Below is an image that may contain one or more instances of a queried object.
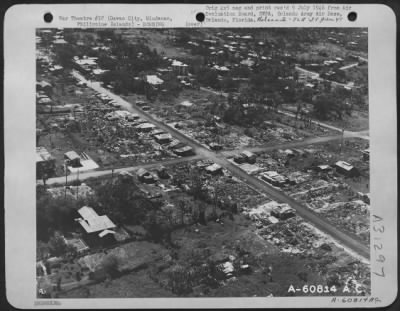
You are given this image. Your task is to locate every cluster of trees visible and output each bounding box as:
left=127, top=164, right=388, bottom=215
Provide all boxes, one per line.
left=53, top=44, right=78, bottom=68
left=36, top=177, right=172, bottom=248
left=312, top=87, right=353, bottom=120
left=223, top=103, right=266, bottom=126
left=195, top=67, right=219, bottom=88
left=221, top=90, right=282, bottom=127
left=36, top=189, right=82, bottom=242
left=100, top=70, right=145, bottom=95
left=90, top=178, right=162, bottom=226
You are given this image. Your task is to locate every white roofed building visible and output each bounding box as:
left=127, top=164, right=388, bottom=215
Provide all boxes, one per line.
left=171, top=60, right=189, bottom=75
left=146, top=75, right=164, bottom=85
left=205, top=163, right=223, bottom=175
left=77, top=206, right=116, bottom=236
left=334, top=160, right=360, bottom=177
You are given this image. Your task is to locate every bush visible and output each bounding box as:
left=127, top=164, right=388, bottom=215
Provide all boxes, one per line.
left=101, top=254, right=119, bottom=274
left=166, top=265, right=194, bottom=296
left=297, top=271, right=308, bottom=282
left=48, top=233, right=68, bottom=257
left=69, top=179, right=82, bottom=186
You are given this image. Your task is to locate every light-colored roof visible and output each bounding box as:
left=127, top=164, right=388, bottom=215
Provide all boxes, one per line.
left=37, top=97, right=52, bottom=104
left=241, top=150, right=255, bottom=158
left=53, top=38, right=67, bottom=44
left=172, top=60, right=188, bottom=67
left=92, top=68, right=108, bottom=75
left=263, top=171, right=279, bottom=178
left=136, top=168, right=149, bottom=177
left=222, top=261, right=234, bottom=274
left=154, top=133, right=172, bottom=140
left=268, top=216, right=279, bottom=224
left=65, top=150, right=80, bottom=160
left=75, top=58, right=97, bottom=66
left=205, top=163, right=222, bottom=172
left=37, top=80, right=52, bottom=88
left=146, top=75, right=164, bottom=85
left=240, top=58, right=255, bottom=67
left=240, top=163, right=262, bottom=174
left=98, top=229, right=116, bottom=238
left=335, top=160, right=354, bottom=171
left=175, top=146, right=193, bottom=153
left=136, top=122, right=156, bottom=129
left=64, top=238, right=89, bottom=252
left=77, top=206, right=116, bottom=233
left=36, top=147, right=54, bottom=162
left=119, top=171, right=134, bottom=177
left=180, top=100, right=193, bottom=107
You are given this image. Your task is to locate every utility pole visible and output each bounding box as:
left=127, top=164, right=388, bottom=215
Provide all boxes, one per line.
left=64, top=161, right=68, bottom=199
left=340, top=128, right=345, bottom=154
left=76, top=169, right=80, bottom=199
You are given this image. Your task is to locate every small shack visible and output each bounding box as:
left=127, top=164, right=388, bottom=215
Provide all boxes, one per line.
left=154, top=133, right=172, bottom=144
left=174, top=146, right=194, bottom=157
left=205, top=163, right=223, bottom=175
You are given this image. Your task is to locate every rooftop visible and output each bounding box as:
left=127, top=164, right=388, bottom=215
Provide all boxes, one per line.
left=154, top=133, right=172, bottom=140
left=64, top=150, right=80, bottom=160
left=241, top=150, right=255, bottom=158
left=136, top=168, right=150, bottom=177
left=335, top=160, right=354, bottom=171
left=172, top=60, right=188, bottom=67
left=175, top=146, right=193, bottom=153
left=77, top=206, right=116, bottom=234
left=36, top=146, right=54, bottom=162
left=146, top=75, right=164, bottom=85
left=136, top=122, right=156, bottom=129
left=205, top=163, right=222, bottom=172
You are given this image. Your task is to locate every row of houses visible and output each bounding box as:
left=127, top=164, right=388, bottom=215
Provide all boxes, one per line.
left=103, top=109, right=194, bottom=155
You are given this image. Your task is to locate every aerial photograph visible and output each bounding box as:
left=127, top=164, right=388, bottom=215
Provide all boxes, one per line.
left=35, top=28, right=370, bottom=298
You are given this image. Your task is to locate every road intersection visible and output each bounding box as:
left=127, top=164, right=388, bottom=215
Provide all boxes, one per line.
left=67, top=71, right=370, bottom=260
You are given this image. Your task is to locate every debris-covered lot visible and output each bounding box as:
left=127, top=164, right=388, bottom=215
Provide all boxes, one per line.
left=228, top=138, right=370, bottom=245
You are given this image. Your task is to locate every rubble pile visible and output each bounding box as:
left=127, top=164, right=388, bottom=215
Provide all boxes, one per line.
left=258, top=217, right=325, bottom=255
left=318, top=200, right=370, bottom=243
left=47, top=183, right=95, bottom=199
